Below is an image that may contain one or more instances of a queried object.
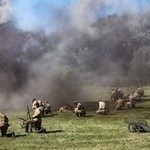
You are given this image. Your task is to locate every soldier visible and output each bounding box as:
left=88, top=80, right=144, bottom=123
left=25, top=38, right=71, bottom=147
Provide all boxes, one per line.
left=133, top=91, right=141, bottom=102
left=111, top=88, right=123, bottom=102
left=117, top=87, right=124, bottom=97
left=58, top=105, right=73, bottom=113
left=25, top=101, right=46, bottom=133
left=43, top=101, right=52, bottom=116
left=37, top=99, right=44, bottom=117
left=115, top=98, right=126, bottom=110
left=32, top=98, right=37, bottom=112
left=73, top=101, right=86, bottom=117
left=96, top=100, right=109, bottom=115
left=136, top=86, right=144, bottom=97
left=126, top=94, right=137, bottom=108
left=0, top=112, right=15, bottom=137
left=110, top=89, right=116, bottom=101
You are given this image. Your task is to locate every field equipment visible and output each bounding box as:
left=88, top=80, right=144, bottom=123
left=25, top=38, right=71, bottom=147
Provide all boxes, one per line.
left=124, top=119, right=150, bottom=132
left=19, top=106, right=33, bottom=132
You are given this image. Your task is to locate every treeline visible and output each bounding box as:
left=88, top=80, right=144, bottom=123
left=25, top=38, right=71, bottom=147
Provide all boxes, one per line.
left=0, top=11, right=150, bottom=93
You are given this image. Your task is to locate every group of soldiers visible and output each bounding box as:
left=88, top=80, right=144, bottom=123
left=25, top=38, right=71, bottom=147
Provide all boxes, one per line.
left=24, top=98, right=52, bottom=133
left=111, top=86, right=144, bottom=110
left=58, top=86, right=145, bottom=115
left=58, top=100, right=110, bottom=116
left=0, top=86, right=145, bottom=137
left=0, top=98, right=52, bottom=137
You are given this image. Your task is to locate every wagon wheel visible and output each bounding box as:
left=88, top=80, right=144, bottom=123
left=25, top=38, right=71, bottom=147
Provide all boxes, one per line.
left=128, top=122, right=140, bottom=132
left=138, top=120, right=148, bottom=126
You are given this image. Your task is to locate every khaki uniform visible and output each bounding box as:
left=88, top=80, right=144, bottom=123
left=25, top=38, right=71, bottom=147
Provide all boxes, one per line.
left=37, top=100, right=44, bottom=117
left=96, top=101, right=109, bottom=115
left=115, top=98, right=126, bottom=110
left=32, top=99, right=38, bottom=112
left=126, top=95, right=137, bottom=108
left=133, top=92, right=141, bottom=102
left=111, top=88, right=123, bottom=102
left=25, top=107, right=42, bottom=132
left=0, top=113, right=10, bottom=137
left=136, top=87, right=144, bottom=97
left=44, top=101, right=51, bottom=115
left=58, top=106, right=72, bottom=113
left=74, top=102, right=86, bottom=117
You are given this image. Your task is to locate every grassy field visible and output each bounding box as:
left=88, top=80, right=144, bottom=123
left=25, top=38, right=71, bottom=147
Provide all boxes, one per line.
left=0, top=87, right=150, bottom=150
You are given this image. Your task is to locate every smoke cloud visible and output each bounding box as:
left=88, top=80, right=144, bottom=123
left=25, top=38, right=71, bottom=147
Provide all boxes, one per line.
left=0, top=0, right=11, bottom=23
left=0, top=0, right=150, bottom=111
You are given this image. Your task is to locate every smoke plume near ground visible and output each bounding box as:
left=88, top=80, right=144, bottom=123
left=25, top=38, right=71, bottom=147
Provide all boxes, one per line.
left=0, top=0, right=150, bottom=111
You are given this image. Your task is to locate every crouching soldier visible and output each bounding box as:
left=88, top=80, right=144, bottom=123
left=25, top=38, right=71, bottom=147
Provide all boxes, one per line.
left=126, top=94, right=137, bottom=108
left=43, top=101, right=52, bottom=116
left=0, top=112, right=15, bottom=137
left=136, top=86, right=144, bottom=97
left=96, top=100, right=109, bottom=115
left=73, top=101, right=86, bottom=117
left=115, top=98, right=126, bottom=110
left=25, top=102, right=46, bottom=133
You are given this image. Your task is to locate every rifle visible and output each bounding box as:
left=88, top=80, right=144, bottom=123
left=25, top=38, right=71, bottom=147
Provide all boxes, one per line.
left=18, top=117, right=26, bottom=128
left=27, top=105, right=32, bottom=132
left=19, top=117, right=26, bottom=121
left=66, top=104, right=75, bottom=110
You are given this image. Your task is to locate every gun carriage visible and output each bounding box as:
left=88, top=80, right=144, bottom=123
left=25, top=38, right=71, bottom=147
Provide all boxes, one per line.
left=124, top=119, right=150, bottom=132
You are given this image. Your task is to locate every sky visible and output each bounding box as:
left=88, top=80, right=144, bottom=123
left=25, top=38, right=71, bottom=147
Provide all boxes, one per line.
left=7, top=0, right=150, bottom=33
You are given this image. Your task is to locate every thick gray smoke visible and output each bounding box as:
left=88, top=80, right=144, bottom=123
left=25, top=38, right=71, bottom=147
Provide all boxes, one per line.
left=0, top=0, right=150, bottom=111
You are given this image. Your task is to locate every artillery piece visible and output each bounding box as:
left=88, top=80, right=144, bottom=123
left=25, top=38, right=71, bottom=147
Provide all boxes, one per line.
left=124, top=119, right=150, bottom=132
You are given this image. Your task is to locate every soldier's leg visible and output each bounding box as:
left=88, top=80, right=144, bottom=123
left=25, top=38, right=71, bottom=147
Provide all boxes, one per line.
left=25, top=123, right=29, bottom=133
left=25, top=120, right=36, bottom=132
left=131, top=102, right=136, bottom=108
left=1, top=126, right=8, bottom=137
left=34, top=122, right=41, bottom=132
left=115, top=105, right=119, bottom=110
left=126, top=102, right=131, bottom=108
left=82, top=110, right=86, bottom=116
left=75, top=112, right=79, bottom=117
left=96, top=109, right=100, bottom=114
left=116, top=105, right=122, bottom=110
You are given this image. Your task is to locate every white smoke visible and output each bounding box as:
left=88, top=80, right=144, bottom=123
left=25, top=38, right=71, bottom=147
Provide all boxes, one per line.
left=0, top=0, right=11, bottom=23
left=0, top=0, right=150, bottom=110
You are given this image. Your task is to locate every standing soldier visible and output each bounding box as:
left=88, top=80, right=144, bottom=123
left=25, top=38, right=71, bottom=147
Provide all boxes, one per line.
left=73, top=101, right=86, bottom=117
left=96, top=100, right=109, bottom=115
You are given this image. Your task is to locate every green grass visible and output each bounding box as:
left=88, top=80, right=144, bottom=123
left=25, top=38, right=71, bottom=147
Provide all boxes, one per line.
left=0, top=87, right=150, bottom=150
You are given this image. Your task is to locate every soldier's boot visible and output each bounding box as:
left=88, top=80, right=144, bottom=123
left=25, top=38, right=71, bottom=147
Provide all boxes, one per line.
left=6, top=132, right=15, bottom=137
left=38, top=128, right=46, bottom=133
